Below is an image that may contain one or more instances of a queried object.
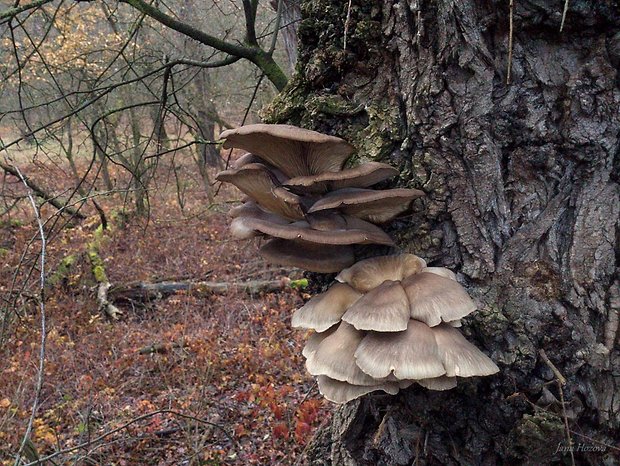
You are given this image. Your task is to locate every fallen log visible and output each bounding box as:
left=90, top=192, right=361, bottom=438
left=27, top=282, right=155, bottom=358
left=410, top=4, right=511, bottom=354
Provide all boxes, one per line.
left=108, top=279, right=284, bottom=304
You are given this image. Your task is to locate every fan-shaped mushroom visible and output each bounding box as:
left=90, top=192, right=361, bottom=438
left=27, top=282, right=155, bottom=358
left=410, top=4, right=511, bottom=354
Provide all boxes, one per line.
left=219, top=124, right=354, bottom=178
left=292, top=282, right=362, bottom=332
left=308, top=188, right=424, bottom=223
left=284, top=162, right=398, bottom=194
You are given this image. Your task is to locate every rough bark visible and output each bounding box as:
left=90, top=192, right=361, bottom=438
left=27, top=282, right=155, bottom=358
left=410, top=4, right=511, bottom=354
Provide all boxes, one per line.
left=265, top=1, right=620, bottom=464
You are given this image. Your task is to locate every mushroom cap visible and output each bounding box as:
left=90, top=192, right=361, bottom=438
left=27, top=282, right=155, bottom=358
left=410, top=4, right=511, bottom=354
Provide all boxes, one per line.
left=216, top=163, right=304, bottom=220
left=302, top=326, right=337, bottom=359
left=432, top=324, right=499, bottom=377
left=307, top=188, right=424, bottom=223
left=219, top=124, right=354, bottom=178
left=283, top=162, right=399, bottom=194
left=231, top=152, right=262, bottom=168
left=306, top=212, right=395, bottom=243
left=354, top=319, right=446, bottom=380
left=305, top=322, right=378, bottom=386
left=230, top=217, right=394, bottom=246
left=341, top=280, right=410, bottom=332
left=316, top=375, right=399, bottom=404
left=228, top=202, right=290, bottom=224
left=260, top=239, right=355, bottom=273
left=292, top=282, right=362, bottom=332
left=421, top=267, right=457, bottom=281
left=402, top=271, right=477, bottom=326
left=336, top=254, right=427, bottom=292
left=417, top=376, right=458, bottom=391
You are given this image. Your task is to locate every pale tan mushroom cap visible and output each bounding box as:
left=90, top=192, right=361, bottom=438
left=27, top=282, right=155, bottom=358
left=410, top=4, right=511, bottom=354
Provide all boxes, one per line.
left=216, top=163, right=305, bottom=220
left=228, top=202, right=289, bottom=224
left=354, top=319, right=446, bottom=380
left=417, top=376, right=458, bottom=391
left=292, top=282, right=362, bottom=332
left=229, top=217, right=394, bottom=245
left=231, top=152, right=263, bottom=169
left=341, top=280, right=410, bottom=332
left=316, top=375, right=399, bottom=404
left=219, top=124, right=354, bottom=178
left=402, top=271, right=477, bottom=326
left=305, top=322, right=378, bottom=386
left=336, top=254, right=427, bottom=292
left=421, top=267, right=457, bottom=281
left=302, top=326, right=337, bottom=359
left=296, top=254, right=499, bottom=403
left=432, top=324, right=500, bottom=377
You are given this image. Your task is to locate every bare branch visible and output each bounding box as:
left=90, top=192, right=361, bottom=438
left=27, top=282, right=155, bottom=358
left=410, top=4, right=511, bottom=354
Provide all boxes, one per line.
left=0, top=0, right=55, bottom=22
left=119, top=0, right=288, bottom=90
left=11, top=165, right=48, bottom=466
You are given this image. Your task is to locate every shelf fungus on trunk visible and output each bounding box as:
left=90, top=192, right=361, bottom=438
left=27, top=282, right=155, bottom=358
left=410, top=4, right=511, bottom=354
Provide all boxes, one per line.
left=293, top=253, right=499, bottom=404
left=216, top=124, right=499, bottom=404
left=216, top=124, right=422, bottom=273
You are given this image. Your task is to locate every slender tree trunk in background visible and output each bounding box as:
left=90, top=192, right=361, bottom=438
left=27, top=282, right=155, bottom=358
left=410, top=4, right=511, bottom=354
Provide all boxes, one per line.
left=266, top=1, right=620, bottom=464
left=92, top=124, right=114, bottom=191
left=271, top=0, right=301, bottom=71
left=188, top=69, right=219, bottom=202
left=128, top=105, right=148, bottom=216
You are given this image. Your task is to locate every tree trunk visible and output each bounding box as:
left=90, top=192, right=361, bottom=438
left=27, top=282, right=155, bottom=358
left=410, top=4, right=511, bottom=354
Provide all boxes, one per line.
left=266, top=1, right=620, bottom=464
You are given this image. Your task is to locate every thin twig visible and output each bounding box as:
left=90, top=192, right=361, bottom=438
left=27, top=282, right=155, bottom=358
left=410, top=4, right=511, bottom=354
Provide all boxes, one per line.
left=560, top=0, right=569, bottom=32
left=343, top=0, right=353, bottom=50
left=539, top=349, right=574, bottom=466
left=539, top=349, right=566, bottom=385
left=506, top=0, right=514, bottom=85
left=12, top=165, right=47, bottom=466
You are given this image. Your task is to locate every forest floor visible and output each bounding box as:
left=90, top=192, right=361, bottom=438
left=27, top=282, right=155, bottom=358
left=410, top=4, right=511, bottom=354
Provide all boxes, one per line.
left=0, top=145, right=330, bottom=465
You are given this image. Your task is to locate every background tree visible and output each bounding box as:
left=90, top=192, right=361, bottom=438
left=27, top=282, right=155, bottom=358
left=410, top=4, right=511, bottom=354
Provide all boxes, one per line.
left=263, top=0, right=619, bottom=464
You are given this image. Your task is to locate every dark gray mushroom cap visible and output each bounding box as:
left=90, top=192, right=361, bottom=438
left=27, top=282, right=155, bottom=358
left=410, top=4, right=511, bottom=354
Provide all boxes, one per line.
left=308, top=188, right=425, bottom=223
left=260, top=239, right=355, bottom=273
left=219, top=124, right=354, bottom=178
left=284, top=162, right=398, bottom=194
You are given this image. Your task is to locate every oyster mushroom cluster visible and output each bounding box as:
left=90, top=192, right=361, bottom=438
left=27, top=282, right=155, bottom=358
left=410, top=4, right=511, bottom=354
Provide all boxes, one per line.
left=293, top=254, right=500, bottom=403
left=215, top=124, right=424, bottom=272
left=216, top=124, right=499, bottom=404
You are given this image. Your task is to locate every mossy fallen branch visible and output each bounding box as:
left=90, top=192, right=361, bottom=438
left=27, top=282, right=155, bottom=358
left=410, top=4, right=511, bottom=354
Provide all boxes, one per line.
left=109, top=279, right=285, bottom=305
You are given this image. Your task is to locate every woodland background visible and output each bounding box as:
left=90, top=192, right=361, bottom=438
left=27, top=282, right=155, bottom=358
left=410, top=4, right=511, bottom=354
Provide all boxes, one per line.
left=1, top=0, right=323, bottom=464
